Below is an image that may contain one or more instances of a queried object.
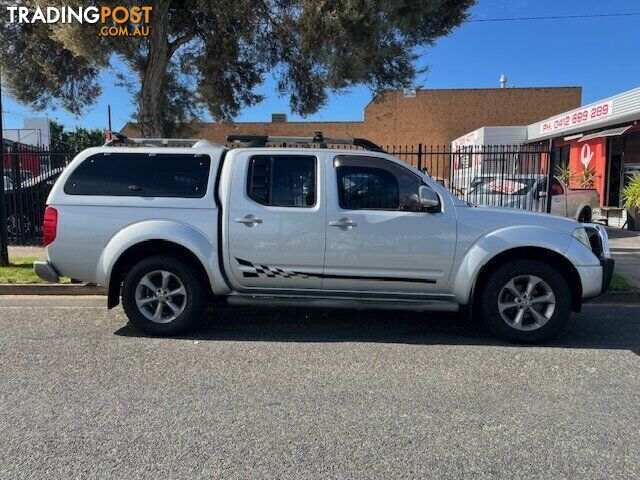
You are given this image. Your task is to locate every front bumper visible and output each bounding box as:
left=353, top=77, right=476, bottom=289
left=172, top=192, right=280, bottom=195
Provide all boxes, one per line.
left=581, top=223, right=614, bottom=300
left=34, top=261, right=60, bottom=283
left=600, top=257, right=615, bottom=293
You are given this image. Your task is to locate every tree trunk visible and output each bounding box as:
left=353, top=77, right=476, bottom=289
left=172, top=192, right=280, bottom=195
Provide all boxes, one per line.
left=138, top=0, right=170, bottom=137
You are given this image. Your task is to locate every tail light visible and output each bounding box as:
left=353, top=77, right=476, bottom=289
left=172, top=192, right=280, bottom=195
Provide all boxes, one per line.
left=43, top=206, right=58, bottom=246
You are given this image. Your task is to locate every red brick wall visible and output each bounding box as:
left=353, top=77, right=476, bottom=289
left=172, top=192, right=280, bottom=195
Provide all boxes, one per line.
left=122, top=87, right=582, bottom=148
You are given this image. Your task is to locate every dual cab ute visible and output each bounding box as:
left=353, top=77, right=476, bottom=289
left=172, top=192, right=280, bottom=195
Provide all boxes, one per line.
left=35, top=133, right=614, bottom=343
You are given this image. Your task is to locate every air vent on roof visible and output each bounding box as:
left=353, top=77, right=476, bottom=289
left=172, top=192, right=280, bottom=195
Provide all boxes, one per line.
left=271, top=113, right=287, bottom=123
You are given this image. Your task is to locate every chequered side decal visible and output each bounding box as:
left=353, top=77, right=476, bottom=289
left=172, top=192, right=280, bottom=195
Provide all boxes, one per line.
left=235, top=258, right=315, bottom=279
left=234, top=258, right=436, bottom=284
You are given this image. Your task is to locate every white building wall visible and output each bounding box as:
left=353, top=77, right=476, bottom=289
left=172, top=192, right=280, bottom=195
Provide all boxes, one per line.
left=2, top=117, right=51, bottom=149
left=482, top=126, right=527, bottom=145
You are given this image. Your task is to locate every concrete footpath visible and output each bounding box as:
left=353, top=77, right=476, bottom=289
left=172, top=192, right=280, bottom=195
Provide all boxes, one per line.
left=8, top=246, right=46, bottom=259
left=608, top=228, right=640, bottom=288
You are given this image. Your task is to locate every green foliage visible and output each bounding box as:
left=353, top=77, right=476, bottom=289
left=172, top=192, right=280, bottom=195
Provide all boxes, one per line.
left=0, top=0, right=475, bottom=136
left=622, top=172, right=640, bottom=211
left=0, top=257, right=70, bottom=284
left=50, top=121, right=105, bottom=152
left=575, top=164, right=596, bottom=188
left=555, top=163, right=572, bottom=185
left=610, top=272, right=637, bottom=291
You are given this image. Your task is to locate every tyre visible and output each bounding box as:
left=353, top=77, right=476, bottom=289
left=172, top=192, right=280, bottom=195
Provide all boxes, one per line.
left=479, top=259, right=571, bottom=343
left=121, top=255, right=206, bottom=336
left=578, top=208, right=591, bottom=223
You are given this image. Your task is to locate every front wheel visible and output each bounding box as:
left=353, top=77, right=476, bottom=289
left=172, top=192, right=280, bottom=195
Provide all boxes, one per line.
left=479, top=259, right=571, bottom=343
left=121, top=255, right=206, bottom=336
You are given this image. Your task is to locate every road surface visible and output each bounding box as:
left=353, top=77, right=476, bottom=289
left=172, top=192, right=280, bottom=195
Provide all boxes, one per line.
left=1, top=297, right=638, bottom=479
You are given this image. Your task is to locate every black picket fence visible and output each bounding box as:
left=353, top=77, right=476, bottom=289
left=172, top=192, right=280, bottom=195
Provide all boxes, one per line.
left=0, top=141, right=552, bottom=246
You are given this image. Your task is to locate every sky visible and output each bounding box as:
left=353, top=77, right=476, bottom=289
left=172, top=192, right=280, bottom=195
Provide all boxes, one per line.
left=2, top=0, right=640, bottom=132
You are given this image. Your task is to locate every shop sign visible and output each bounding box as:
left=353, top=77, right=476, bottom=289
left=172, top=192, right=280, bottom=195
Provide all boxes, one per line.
left=540, top=100, right=613, bottom=134
left=453, top=130, right=479, bottom=149
left=581, top=143, right=595, bottom=168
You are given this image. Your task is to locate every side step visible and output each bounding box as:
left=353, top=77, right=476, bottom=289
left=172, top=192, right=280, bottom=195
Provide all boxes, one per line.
left=226, top=295, right=459, bottom=312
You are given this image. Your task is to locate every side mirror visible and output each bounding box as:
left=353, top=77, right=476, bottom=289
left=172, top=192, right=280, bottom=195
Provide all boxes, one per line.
left=419, top=185, right=440, bottom=211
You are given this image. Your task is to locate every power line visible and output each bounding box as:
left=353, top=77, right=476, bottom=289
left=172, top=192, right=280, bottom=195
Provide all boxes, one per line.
left=467, top=12, right=640, bottom=23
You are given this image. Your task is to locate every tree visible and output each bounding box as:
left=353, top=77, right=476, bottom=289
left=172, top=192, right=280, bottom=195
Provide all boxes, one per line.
left=0, top=0, right=475, bottom=137
left=49, top=121, right=105, bottom=152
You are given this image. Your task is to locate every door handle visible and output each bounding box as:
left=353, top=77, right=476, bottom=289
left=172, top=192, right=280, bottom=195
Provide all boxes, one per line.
left=329, top=218, right=357, bottom=228
left=235, top=214, right=263, bottom=225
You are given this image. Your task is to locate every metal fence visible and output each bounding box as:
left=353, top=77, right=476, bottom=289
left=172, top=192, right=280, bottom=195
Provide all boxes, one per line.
left=1, top=141, right=77, bottom=245
left=385, top=143, right=552, bottom=210
left=0, top=140, right=552, bottom=246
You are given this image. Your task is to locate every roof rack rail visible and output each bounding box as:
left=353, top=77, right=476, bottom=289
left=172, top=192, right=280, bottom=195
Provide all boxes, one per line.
left=226, top=130, right=387, bottom=153
left=103, top=131, right=224, bottom=148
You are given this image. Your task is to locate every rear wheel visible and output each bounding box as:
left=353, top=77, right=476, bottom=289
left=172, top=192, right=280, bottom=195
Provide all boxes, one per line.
left=479, top=259, right=571, bottom=343
left=578, top=207, right=591, bottom=223
left=122, top=255, right=206, bottom=336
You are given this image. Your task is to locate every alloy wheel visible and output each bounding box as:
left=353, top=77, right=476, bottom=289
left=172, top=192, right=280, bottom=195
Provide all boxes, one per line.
left=497, top=274, right=556, bottom=331
left=135, top=270, right=187, bottom=323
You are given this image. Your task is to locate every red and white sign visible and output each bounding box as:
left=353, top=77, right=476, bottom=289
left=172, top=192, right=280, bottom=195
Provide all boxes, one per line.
left=486, top=180, right=527, bottom=195
left=580, top=143, right=594, bottom=168
left=452, top=130, right=479, bottom=149
left=540, top=100, right=613, bottom=134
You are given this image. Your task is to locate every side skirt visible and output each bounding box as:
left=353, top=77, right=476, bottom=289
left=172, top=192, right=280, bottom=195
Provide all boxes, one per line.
left=226, top=294, right=460, bottom=312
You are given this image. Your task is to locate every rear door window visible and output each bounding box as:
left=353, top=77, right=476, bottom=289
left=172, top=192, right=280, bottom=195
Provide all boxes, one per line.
left=64, top=153, right=210, bottom=197
left=247, top=155, right=316, bottom=207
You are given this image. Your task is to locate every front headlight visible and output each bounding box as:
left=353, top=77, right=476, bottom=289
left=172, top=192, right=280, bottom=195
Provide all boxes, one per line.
left=572, top=227, right=592, bottom=251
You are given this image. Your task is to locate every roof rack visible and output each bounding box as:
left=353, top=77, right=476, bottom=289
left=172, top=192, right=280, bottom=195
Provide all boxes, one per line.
left=226, top=131, right=387, bottom=153
left=103, top=131, right=224, bottom=148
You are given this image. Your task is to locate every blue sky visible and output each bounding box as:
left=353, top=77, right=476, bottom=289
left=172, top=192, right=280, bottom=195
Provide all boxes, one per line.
left=2, top=0, right=639, bottom=131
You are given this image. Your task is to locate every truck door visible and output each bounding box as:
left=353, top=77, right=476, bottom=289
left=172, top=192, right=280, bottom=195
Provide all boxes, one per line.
left=227, top=151, right=326, bottom=290
left=323, top=154, right=456, bottom=294
left=550, top=178, right=568, bottom=217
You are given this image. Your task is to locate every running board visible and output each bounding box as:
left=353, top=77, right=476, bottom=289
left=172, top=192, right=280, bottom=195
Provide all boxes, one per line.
left=226, top=295, right=459, bottom=312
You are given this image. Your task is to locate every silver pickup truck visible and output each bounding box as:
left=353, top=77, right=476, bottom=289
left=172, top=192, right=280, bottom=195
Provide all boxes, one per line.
left=34, top=133, right=613, bottom=344
left=469, top=175, right=599, bottom=222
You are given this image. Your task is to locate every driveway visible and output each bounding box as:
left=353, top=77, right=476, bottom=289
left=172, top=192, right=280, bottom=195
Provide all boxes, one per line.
left=1, top=297, right=638, bottom=479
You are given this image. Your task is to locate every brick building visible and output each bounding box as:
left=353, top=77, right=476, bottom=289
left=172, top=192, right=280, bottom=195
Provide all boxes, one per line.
left=121, top=86, right=581, bottom=147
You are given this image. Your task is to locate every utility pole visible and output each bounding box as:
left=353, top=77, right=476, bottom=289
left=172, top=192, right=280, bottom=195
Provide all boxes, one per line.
left=107, top=105, right=112, bottom=131
left=0, top=65, right=10, bottom=266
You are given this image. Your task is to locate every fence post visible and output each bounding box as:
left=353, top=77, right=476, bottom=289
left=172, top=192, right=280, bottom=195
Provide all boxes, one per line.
left=0, top=68, right=9, bottom=266
left=545, top=139, right=555, bottom=213
left=417, top=143, right=423, bottom=171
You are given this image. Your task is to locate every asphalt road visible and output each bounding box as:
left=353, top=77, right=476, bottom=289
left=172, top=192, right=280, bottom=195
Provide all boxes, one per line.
left=1, top=297, right=639, bottom=479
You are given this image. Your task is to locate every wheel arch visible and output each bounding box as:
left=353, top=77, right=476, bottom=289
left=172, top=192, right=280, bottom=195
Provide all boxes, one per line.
left=577, top=205, right=592, bottom=222
left=471, top=247, right=583, bottom=313
left=98, top=220, right=230, bottom=309
left=107, top=239, right=214, bottom=309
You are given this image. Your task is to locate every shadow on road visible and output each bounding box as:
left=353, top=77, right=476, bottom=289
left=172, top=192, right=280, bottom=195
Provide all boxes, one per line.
left=114, top=304, right=640, bottom=355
